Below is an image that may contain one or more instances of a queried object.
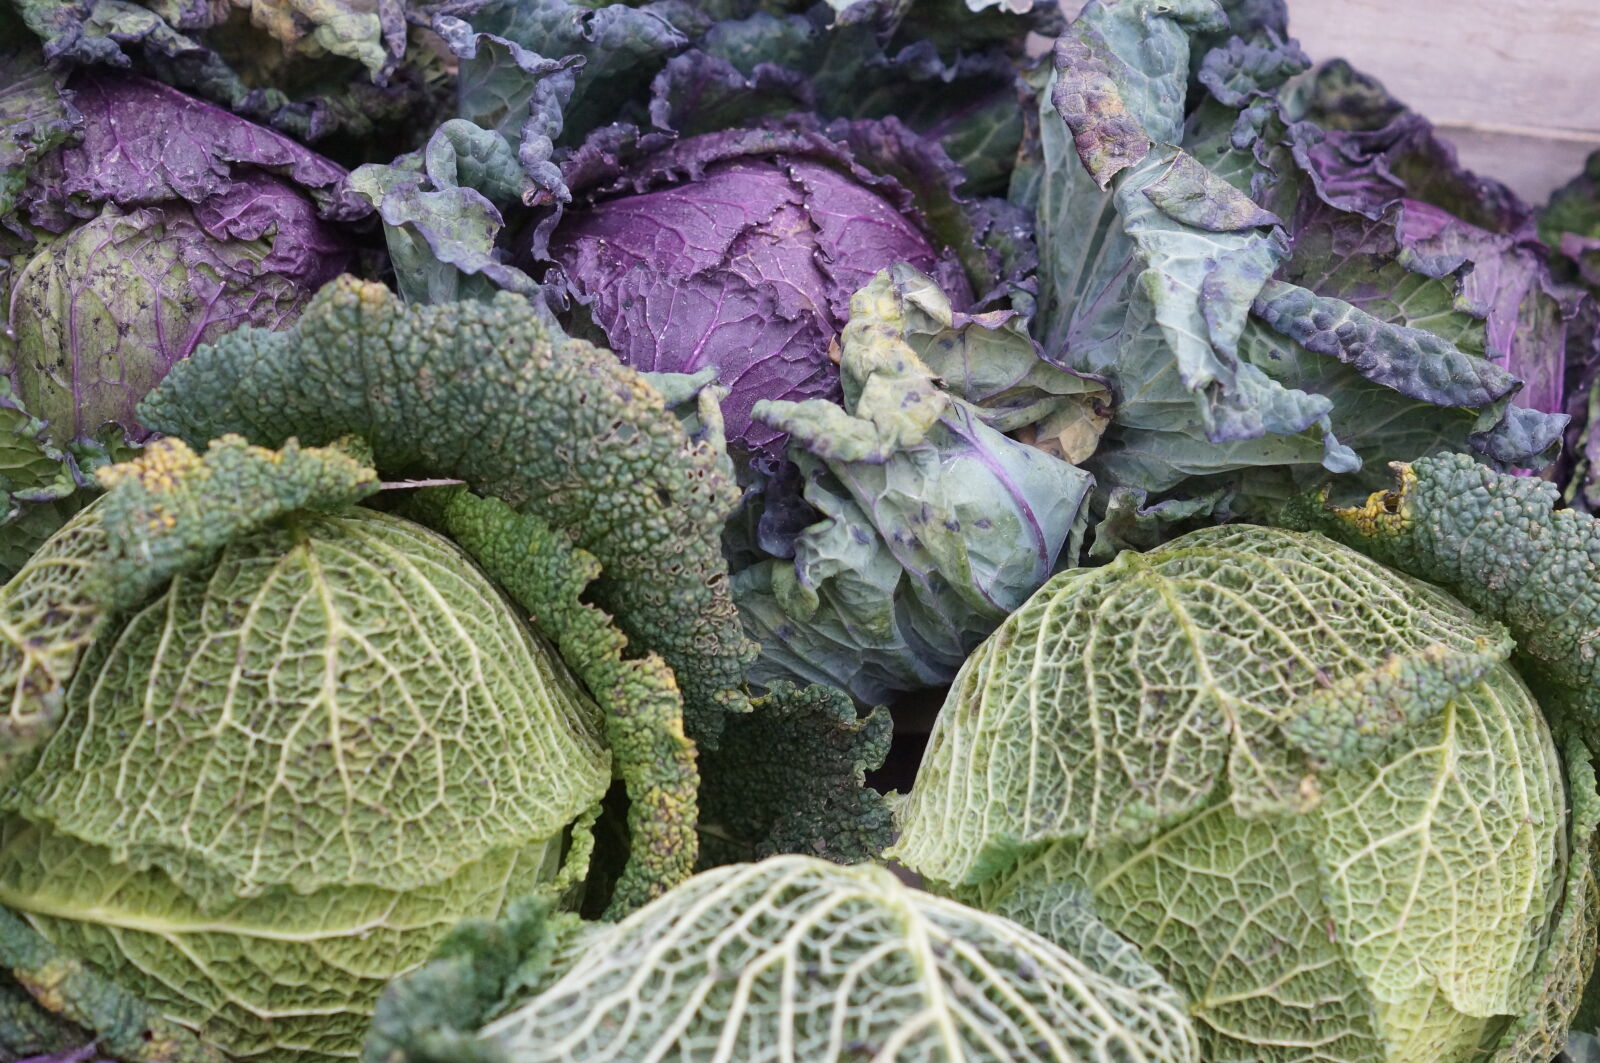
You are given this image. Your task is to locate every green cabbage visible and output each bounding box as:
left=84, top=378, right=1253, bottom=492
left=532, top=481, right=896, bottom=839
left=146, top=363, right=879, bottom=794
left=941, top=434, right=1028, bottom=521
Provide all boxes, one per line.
left=0, top=442, right=612, bottom=1061
left=367, top=855, right=1202, bottom=1063
left=891, top=524, right=1598, bottom=1063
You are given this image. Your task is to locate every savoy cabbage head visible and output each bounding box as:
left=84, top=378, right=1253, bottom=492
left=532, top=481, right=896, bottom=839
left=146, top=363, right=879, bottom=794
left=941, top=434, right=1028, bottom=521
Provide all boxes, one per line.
left=0, top=436, right=611, bottom=1062
left=0, top=280, right=893, bottom=1060
left=366, top=855, right=1202, bottom=1063
left=890, top=496, right=1600, bottom=1063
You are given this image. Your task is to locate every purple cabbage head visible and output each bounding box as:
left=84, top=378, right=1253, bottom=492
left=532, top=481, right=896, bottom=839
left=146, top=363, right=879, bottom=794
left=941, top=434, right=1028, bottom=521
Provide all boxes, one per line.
left=4, top=70, right=362, bottom=452
left=547, top=124, right=974, bottom=464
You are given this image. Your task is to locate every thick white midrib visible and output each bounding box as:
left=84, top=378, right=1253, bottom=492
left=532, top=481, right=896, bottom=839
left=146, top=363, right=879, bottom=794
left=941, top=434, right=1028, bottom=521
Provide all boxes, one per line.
left=0, top=885, right=462, bottom=941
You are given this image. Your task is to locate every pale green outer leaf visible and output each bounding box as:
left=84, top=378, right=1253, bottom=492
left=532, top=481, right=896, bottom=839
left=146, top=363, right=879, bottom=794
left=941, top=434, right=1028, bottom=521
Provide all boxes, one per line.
left=888, top=525, right=1513, bottom=888
left=477, top=856, right=1201, bottom=1063
left=971, top=666, right=1562, bottom=1063
left=893, top=523, right=1575, bottom=1063
left=5, top=507, right=610, bottom=908
left=0, top=817, right=558, bottom=1063
left=1489, top=741, right=1600, bottom=1062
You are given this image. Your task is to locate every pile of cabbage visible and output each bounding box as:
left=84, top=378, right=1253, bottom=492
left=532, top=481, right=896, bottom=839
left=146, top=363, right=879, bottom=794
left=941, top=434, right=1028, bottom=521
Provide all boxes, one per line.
left=4, top=0, right=1600, bottom=1060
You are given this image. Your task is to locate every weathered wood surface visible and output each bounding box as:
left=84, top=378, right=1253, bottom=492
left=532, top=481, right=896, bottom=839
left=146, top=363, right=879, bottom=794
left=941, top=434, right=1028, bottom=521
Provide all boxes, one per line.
left=1284, top=0, right=1600, bottom=205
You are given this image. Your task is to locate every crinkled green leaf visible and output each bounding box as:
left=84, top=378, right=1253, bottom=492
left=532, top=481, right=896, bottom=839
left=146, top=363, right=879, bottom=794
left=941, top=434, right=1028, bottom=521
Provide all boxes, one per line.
left=472, top=857, right=1201, bottom=1063
left=1488, top=740, right=1600, bottom=1063
left=895, top=523, right=1572, bottom=1063
left=7, top=497, right=611, bottom=906
left=890, top=525, right=1516, bottom=885
left=698, top=682, right=892, bottom=866
left=869, top=262, right=1109, bottom=449
left=0, top=818, right=559, bottom=1063
left=138, top=278, right=754, bottom=744
left=362, top=894, right=587, bottom=1063
left=404, top=487, right=696, bottom=916
left=0, top=501, right=107, bottom=786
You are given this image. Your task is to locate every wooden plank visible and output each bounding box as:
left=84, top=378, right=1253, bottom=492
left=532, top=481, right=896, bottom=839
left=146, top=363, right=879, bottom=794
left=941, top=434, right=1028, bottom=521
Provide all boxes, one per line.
left=1284, top=0, right=1600, bottom=203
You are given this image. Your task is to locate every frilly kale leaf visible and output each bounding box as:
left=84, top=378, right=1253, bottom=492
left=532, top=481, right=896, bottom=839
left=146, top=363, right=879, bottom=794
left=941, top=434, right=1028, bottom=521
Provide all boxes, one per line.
left=137, top=276, right=756, bottom=745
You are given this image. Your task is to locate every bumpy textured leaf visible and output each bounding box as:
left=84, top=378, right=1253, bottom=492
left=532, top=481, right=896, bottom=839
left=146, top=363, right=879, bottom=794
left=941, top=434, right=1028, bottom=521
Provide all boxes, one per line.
left=471, top=857, right=1201, bottom=1063
left=1280, top=452, right=1600, bottom=741
left=87, top=434, right=379, bottom=610
left=893, top=523, right=1576, bottom=1063
left=405, top=488, right=696, bottom=916
left=138, top=278, right=755, bottom=744
left=698, top=682, right=892, bottom=866
left=734, top=270, right=1093, bottom=702
left=363, top=894, right=584, bottom=1063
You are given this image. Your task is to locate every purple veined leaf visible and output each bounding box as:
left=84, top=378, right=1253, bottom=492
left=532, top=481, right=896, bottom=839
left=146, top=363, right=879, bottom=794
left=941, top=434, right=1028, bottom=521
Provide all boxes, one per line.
left=2, top=64, right=358, bottom=562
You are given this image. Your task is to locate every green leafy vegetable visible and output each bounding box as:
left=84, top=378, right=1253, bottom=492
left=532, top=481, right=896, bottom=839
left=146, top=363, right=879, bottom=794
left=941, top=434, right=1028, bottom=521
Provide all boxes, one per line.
left=370, top=856, right=1202, bottom=1063
left=891, top=524, right=1597, bottom=1063
left=0, top=434, right=614, bottom=1060
left=137, top=276, right=756, bottom=745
